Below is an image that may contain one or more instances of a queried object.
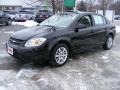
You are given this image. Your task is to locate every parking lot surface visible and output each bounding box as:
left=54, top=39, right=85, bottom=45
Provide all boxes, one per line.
left=0, top=22, right=120, bottom=90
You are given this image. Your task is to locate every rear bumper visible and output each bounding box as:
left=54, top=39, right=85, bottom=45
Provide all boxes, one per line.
left=6, top=42, right=50, bottom=63
left=35, top=18, right=46, bottom=23
left=14, top=18, right=27, bottom=21
left=0, top=19, right=7, bottom=24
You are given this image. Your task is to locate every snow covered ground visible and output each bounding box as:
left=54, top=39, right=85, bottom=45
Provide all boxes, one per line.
left=1, top=20, right=120, bottom=90
left=12, top=20, right=38, bottom=27
left=116, top=25, right=120, bottom=33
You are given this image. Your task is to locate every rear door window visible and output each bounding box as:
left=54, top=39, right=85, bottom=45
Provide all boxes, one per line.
left=93, top=15, right=106, bottom=26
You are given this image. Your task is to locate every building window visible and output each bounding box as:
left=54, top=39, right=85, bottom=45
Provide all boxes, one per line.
left=6, top=7, right=9, bottom=10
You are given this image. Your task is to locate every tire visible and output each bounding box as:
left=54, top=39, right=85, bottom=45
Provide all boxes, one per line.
left=103, top=35, right=113, bottom=50
left=50, top=44, right=70, bottom=66
left=6, top=19, right=12, bottom=26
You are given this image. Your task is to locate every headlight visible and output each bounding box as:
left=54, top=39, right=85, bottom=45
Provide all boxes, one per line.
left=25, top=37, right=47, bottom=47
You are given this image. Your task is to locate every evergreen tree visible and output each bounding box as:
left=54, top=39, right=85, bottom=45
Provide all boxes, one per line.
left=77, top=1, right=87, bottom=11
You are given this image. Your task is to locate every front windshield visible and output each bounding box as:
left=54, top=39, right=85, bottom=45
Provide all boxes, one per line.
left=40, top=13, right=78, bottom=27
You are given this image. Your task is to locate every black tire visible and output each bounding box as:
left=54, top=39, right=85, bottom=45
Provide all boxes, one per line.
left=6, top=19, right=12, bottom=26
left=103, top=35, right=113, bottom=50
left=50, top=44, right=70, bottom=66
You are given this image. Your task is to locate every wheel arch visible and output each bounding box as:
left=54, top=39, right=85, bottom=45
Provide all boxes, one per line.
left=48, top=39, right=72, bottom=57
left=108, top=33, right=114, bottom=39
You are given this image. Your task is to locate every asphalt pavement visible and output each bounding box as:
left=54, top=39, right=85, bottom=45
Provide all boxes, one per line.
left=0, top=22, right=120, bottom=90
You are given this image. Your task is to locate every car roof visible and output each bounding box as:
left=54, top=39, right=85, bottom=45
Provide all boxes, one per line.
left=64, top=10, right=103, bottom=16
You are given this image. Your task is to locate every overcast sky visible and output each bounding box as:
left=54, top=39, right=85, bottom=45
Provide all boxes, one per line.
left=0, top=0, right=96, bottom=7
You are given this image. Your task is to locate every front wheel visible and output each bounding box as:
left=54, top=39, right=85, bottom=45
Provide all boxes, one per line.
left=6, top=19, right=12, bottom=26
left=103, top=35, right=113, bottom=50
left=50, top=44, right=70, bottom=66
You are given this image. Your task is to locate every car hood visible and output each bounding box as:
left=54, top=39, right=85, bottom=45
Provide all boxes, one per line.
left=11, top=26, right=55, bottom=40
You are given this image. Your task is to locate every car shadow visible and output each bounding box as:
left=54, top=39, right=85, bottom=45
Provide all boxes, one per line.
left=71, top=46, right=104, bottom=60
left=32, top=46, right=105, bottom=68
left=0, top=46, right=107, bottom=71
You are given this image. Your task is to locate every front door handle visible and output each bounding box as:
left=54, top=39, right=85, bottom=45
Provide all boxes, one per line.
left=91, top=30, right=94, bottom=33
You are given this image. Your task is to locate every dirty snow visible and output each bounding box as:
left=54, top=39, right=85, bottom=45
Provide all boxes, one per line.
left=12, top=20, right=38, bottom=27
left=4, top=31, right=14, bottom=34
left=0, top=20, right=120, bottom=90
left=116, top=25, right=120, bottom=33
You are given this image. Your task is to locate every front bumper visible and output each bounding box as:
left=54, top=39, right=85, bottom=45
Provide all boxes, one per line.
left=6, top=42, right=50, bottom=63
left=14, top=18, right=28, bottom=21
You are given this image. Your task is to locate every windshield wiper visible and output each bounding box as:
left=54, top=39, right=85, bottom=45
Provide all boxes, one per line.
left=41, top=25, right=56, bottom=31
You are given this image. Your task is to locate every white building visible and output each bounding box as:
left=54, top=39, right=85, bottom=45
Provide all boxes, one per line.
left=0, top=0, right=52, bottom=11
left=21, top=0, right=52, bottom=10
left=0, top=0, right=22, bottom=11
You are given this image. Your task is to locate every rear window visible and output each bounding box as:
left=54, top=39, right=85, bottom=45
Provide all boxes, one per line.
left=93, top=15, right=106, bottom=25
left=39, top=10, right=48, bottom=13
left=19, top=11, right=34, bottom=14
left=38, top=10, right=52, bottom=14
left=4, top=11, right=16, bottom=14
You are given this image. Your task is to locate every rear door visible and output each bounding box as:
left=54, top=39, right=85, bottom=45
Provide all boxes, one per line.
left=90, top=14, right=107, bottom=45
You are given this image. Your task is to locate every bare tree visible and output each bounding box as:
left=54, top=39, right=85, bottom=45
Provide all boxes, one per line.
left=50, top=0, right=63, bottom=14
left=51, top=0, right=55, bottom=14
left=98, top=0, right=113, bottom=15
left=86, top=0, right=96, bottom=11
left=77, top=0, right=87, bottom=11
left=24, top=0, right=60, bottom=14
left=110, top=0, right=120, bottom=15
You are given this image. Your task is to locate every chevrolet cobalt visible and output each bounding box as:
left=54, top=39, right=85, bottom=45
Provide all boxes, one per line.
left=6, top=11, right=116, bottom=66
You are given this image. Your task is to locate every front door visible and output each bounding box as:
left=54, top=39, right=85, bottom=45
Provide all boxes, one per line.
left=71, top=15, right=94, bottom=52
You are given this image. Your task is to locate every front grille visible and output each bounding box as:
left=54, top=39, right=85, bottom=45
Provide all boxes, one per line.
left=9, top=37, right=25, bottom=45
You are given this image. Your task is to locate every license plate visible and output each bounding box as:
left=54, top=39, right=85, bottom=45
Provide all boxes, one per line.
left=7, top=47, right=13, bottom=55
left=39, top=15, right=42, bottom=17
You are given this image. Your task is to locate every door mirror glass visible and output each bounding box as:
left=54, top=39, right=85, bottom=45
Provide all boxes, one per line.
left=76, top=15, right=92, bottom=30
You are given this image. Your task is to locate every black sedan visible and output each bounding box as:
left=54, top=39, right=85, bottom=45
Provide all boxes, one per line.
left=35, top=10, right=53, bottom=23
left=0, top=11, right=12, bottom=26
left=6, top=11, right=116, bottom=66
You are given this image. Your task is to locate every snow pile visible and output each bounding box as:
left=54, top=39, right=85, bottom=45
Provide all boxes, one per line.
left=12, top=20, right=38, bottom=27
left=116, top=25, right=120, bottom=33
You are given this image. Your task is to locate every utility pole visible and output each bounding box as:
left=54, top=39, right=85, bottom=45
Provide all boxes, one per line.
left=51, top=0, right=55, bottom=14
left=115, top=0, right=118, bottom=15
left=89, top=0, right=92, bottom=11
left=74, top=0, right=77, bottom=11
left=102, top=0, right=106, bottom=16
left=61, top=0, right=64, bottom=12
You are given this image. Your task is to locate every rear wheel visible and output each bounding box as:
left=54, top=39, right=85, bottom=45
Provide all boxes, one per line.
left=103, top=35, right=113, bottom=50
left=50, top=44, right=70, bottom=66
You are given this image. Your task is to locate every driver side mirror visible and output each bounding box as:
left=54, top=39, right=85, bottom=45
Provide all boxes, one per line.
left=74, top=24, right=87, bottom=32
left=76, top=24, right=87, bottom=29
